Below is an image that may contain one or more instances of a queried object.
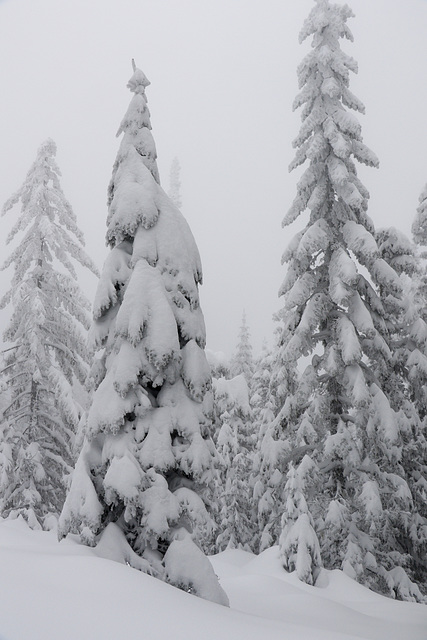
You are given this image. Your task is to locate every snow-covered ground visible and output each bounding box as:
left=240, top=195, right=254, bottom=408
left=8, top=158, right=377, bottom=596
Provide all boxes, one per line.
left=0, top=517, right=425, bottom=640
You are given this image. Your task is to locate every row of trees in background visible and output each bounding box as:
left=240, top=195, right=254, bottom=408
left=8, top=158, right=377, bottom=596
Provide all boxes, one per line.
left=0, top=0, right=426, bottom=606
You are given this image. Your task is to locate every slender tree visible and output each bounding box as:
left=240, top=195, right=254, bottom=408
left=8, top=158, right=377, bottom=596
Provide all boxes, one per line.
left=251, top=340, right=284, bottom=551
left=262, top=0, right=425, bottom=600
left=412, top=184, right=427, bottom=247
left=0, top=138, right=98, bottom=528
left=58, top=64, right=228, bottom=606
left=213, top=375, right=255, bottom=552
left=279, top=462, right=322, bottom=585
left=230, top=311, right=254, bottom=382
left=410, top=184, right=427, bottom=418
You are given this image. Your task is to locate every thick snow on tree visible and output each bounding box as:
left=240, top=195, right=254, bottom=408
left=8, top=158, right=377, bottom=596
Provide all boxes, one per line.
left=376, top=227, right=427, bottom=415
left=58, top=65, right=228, bottom=606
left=212, top=375, right=256, bottom=552
left=230, top=311, right=254, bottom=382
left=251, top=341, right=275, bottom=433
left=260, top=0, right=427, bottom=600
left=0, top=138, right=98, bottom=528
left=279, top=461, right=322, bottom=585
left=168, top=156, right=182, bottom=209
left=374, top=227, right=427, bottom=594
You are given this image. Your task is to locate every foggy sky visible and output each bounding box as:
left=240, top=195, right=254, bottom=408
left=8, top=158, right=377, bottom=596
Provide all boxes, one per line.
left=0, top=0, right=426, bottom=358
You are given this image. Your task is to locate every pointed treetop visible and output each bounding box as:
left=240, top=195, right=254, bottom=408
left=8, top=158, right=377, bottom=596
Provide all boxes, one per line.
left=127, top=60, right=151, bottom=94
left=38, top=137, right=57, bottom=157
left=300, top=0, right=355, bottom=46
left=112, top=61, right=160, bottom=188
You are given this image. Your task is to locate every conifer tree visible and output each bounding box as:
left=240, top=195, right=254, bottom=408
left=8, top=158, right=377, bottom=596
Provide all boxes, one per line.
left=375, top=227, right=427, bottom=416
left=262, top=0, right=426, bottom=600
left=168, top=156, right=182, bottom=209
left=409, top=189, right=427, bottom=418
left=251, top=341, right=283, bottom=551
left=213, top=375, right=255, bottom=552
left=374, top=226, right=427, bottom=593
left=58, top=64, right=228, bottom=606
left=230, top=311, right=254, bottom=382
left=412, top=184, right=427, bottom=247
left=279, top=462, right=322, bottom=584
left=0, top=138, right=98, bottom=528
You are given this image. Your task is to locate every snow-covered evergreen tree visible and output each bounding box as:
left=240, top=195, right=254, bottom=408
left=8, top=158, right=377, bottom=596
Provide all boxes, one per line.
left=168, top=156, right=182, bottom=209
left=58, top=64, right=228, bottom=606
left=0, top=138, right=98, bottom=528
left=230, top=311, right=254, bottom=382
left=212, top=375, right=256, bottom=552
left=251, top=341, right=275, bottom=437
left=251, top=341, right=282, bottom=551
left=375, top=227, right=427, bottom=414
left=412, top=184, right=427, bottom=248
left=406, top=185, right=427, bottom=421
left=279, top=461, right=322, bottom=584
left=260, top=0, right=426, bottom=600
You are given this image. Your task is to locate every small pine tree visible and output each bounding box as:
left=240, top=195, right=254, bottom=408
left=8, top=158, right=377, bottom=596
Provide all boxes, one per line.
left=168, top=157, right=182, bottom=209
left=251, top=340, right=283, bottom=551
left=279, top=462, right=322, bottom=584
left=213, top=375, right=256, bottom=552
left=230, top=311, right=254, bottom=382
left=0, top=138, right=98, bottom=528
left=58, top=65, right=228, bottom=606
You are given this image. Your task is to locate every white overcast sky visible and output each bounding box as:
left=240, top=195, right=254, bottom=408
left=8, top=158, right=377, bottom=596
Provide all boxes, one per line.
left=0, top=0, right=426, bottom=357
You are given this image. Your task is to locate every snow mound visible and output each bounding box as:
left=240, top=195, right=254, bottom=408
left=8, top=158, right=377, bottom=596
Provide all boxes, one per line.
left=0, top=520, right=426, bottom=640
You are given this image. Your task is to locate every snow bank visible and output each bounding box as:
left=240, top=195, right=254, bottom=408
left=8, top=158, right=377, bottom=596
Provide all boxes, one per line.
left=0, top=519, right=426, bottom=640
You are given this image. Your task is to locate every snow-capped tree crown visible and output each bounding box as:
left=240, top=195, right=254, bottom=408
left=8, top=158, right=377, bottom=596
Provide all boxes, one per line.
left=106, top=65, right=160, bottom=247
left=280, top=0, right=388, bottom=357
left=2, top=138, right=98, bottom=283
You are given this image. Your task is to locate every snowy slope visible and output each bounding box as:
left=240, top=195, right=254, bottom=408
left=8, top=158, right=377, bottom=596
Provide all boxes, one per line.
left=0, top=518, right=425, bottom=640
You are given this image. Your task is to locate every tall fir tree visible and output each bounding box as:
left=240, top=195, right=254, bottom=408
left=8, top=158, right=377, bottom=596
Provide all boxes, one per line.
left=0, top=138, right=98, bottom=529
left=58, top=64, right=228, bottom=606
left=261, top=0, right=426, bottom=600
